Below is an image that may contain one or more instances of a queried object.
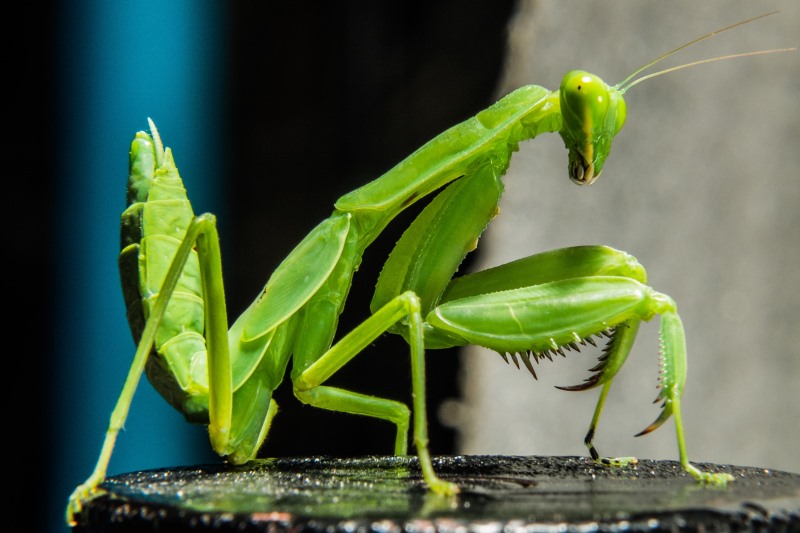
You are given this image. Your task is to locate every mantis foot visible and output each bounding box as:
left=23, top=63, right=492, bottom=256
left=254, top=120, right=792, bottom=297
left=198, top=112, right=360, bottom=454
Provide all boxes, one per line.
left=685, top=464, right=734, bottom=486
left=428, top=478, right=460, bottom=496
left=586, top=435, right=638, bottom=468
left=66, top=479, right=106, bottom=526
left=594, top=456, right=639, bottom=467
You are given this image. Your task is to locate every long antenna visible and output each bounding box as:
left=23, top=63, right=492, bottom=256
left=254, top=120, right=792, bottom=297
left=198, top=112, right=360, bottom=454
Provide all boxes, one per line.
left=620, top=48, right=795, bottom=93
left=615, top=11, right=795, bottom=94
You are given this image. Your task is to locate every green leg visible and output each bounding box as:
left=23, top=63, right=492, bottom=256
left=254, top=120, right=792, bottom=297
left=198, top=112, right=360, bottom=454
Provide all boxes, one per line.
left=67, top=214, right=235, bottom=524
left=293, top=291, right=458, bottom=495
left=577, top=319, right=641, bottom=468
left=574, top=296, right=730, bottom=483
left=293, top=386, right=410, bottom=455
left=670, top=394, right=731, bottom=485
left=440, top=244, right=648, bottom=304
left=431, top=272, right=730, bottom=485
left=582, top=382, right=637, bottom=467
left=643, top=311, right=734, bottom=486
left=442, top=245, right=649, bottom=468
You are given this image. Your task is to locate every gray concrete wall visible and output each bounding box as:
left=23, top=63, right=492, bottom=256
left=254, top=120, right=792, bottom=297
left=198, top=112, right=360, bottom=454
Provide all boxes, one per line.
left=451, top=1, right=800, bottom=474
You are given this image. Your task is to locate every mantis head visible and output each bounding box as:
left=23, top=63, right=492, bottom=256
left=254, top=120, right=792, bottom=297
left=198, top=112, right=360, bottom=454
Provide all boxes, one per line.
left=557, top=11, right=793, bottom=187
left=558, top=71, right=626, bottom=186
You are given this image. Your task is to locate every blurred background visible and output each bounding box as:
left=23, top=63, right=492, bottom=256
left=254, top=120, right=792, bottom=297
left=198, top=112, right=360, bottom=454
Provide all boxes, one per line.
left=15, top=1, right=797, bottom=531
left=456, top=0, right=800, bottom=476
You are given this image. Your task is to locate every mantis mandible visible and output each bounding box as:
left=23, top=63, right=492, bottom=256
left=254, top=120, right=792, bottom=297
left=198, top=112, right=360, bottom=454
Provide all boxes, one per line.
left=67, top=12, right=794, bottom=525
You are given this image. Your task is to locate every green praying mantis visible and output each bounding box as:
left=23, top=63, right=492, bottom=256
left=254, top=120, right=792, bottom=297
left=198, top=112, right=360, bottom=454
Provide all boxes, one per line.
left=67, top=12, right=794, bottom=525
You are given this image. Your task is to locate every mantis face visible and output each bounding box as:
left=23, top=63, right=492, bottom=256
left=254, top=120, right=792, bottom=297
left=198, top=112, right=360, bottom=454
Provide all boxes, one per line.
left=558, top=71, right=627, bottom=185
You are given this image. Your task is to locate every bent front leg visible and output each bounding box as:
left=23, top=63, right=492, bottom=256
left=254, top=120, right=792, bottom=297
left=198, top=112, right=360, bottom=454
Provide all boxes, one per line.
left=292, top=291, right=458, bottom=496
left=427, top=275, right=730, bottom=484
left=436, top=245, right=649, bottom=465
left=635, top=310, right=734, bottom=486
left=559, top=318, right=641, bottom=468
left=440, top=244, right=647, bottom=304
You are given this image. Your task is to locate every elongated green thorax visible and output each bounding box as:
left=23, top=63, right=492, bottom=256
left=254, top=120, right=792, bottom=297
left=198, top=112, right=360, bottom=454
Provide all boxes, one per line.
left=334, top=85, right=562, bottom=249
left=558, top=71, right=627, bottom=185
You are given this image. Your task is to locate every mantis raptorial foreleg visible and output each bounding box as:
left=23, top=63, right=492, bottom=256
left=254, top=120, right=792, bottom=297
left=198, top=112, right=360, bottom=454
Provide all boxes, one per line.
left=68, top=12, right=794, bottom=526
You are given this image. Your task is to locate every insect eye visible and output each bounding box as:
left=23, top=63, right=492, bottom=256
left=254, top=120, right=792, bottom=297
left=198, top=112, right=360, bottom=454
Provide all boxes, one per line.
left=560, top=71, right=611, bottom=129
left=613, top=96, right=627, bottom=135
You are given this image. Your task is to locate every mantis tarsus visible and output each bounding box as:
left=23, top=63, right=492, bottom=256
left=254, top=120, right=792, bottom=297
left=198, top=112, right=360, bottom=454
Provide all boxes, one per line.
left=67, top=12, right=794, bottom=525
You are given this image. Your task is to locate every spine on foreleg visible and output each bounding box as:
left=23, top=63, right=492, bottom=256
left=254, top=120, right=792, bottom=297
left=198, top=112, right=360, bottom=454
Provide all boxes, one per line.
left=118, top=130, right=210, bottom=422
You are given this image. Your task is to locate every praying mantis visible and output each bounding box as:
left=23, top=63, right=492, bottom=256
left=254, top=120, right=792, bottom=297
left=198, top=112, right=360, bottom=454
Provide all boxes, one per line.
left=66, top=12, right=794, bottom=526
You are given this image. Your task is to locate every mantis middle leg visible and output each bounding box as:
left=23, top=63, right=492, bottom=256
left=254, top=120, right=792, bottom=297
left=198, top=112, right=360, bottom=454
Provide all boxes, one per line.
left=291, top=290, right=458, bottom=495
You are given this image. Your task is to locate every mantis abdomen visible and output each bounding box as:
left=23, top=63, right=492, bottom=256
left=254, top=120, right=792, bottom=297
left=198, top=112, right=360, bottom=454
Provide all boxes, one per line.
left=119, top=131, right=210, bottom=421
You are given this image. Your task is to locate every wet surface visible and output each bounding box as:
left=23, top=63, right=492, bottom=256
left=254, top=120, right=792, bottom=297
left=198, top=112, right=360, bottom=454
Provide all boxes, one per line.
left=73, top=455, right=800, bottom=532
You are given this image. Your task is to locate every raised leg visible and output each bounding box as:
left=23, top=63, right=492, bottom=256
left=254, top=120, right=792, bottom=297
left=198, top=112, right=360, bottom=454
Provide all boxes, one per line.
left=433, top=245, right=649, bottom=467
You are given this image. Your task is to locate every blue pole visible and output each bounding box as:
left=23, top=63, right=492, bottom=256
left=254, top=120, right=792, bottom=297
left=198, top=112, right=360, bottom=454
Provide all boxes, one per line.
left=53, top=2, right=226, bottom=530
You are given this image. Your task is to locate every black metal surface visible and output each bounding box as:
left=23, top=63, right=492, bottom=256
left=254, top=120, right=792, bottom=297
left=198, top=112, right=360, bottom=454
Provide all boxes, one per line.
left=73, top=455, right=800, bottom=532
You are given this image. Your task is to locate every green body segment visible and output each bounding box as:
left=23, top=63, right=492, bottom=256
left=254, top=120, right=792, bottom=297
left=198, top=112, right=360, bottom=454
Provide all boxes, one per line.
left=118, top=73, right=631, bottom=432
left=110, top=76, right=633, bottom=469
left=427, top=277, right=655, bottom=353
left=119, top=134, right=210, bottom=421
left=289, top=216, right=361, bottom=378
left=636, top=310, right=688, bottom=436
left=335, top=86, right=562, bottom=244
left=371, top=162, right=505, bottom=320
left=115, top=72, right=669, bottom=469
left=239, top=213, right=353, bottom=342
left=440, top=245, right=646, bottom=304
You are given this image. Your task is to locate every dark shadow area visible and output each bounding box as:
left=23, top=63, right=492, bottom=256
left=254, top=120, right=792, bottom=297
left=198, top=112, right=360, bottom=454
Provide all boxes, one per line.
left=15, top=0, right=57, bottom=490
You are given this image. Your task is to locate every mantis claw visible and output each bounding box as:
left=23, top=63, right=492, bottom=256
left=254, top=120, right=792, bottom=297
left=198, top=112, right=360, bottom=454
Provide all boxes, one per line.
left=596, top=456, right=639, bottom=467
left=429, top=479, right=460, bottom=496
left=685, top=464, right=735, bottom=486
left=66, top=482, right=106, bottom=526
left=635, top=401, right=674, bottom=437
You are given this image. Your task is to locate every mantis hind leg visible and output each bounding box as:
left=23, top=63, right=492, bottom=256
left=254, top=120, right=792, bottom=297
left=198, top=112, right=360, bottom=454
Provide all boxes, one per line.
left=68, top=214, right=246, bottom=524
left=292, top=291, right=458, bottom=496
left=68, top=214, right=228, bottom=523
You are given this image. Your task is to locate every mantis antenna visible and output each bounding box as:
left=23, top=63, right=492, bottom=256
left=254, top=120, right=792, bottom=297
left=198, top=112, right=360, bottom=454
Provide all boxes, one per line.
left=616, top=11, right=796, bottom=94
